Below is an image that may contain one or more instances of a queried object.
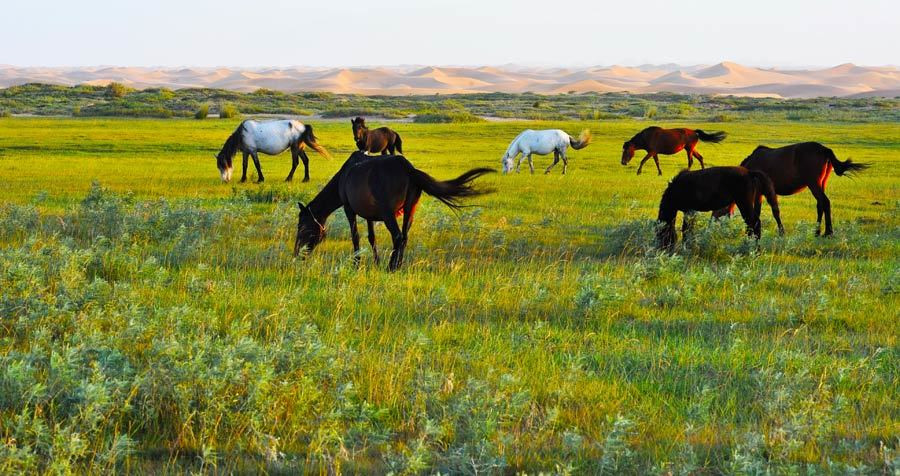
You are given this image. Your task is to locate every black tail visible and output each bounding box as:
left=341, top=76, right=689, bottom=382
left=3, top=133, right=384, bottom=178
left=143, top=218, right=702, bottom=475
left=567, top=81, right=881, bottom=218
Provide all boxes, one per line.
left=749, top=169, right=784, bottom=233
left=409, top=166, right=496, bottom=210
left=695, top=129, right=727, bottom=143
left=394, top=133, right=403, bottom=155
left=300, top=124, right=331, bottom=159
left=825, top=147, right=870, bottom=176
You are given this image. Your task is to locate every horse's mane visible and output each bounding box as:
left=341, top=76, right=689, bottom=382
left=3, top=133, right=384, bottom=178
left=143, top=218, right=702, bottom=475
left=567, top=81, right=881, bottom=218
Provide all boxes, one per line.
left=504, top=130, right=530, bottom=157
left=217, top=121, right=246, bottom=161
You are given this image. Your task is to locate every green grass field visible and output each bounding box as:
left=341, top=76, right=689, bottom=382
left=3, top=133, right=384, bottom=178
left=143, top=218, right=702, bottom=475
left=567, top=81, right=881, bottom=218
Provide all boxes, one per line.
left=1, top=117, right=898, bottom=474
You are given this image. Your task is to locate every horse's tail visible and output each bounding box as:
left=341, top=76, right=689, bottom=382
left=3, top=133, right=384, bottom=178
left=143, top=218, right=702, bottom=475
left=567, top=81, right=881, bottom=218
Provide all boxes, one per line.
left=394, top=132, right=403, bottom=155
left=408, top=165, right=496, bottom=211
left=300, top=124, right=332, bottom=159
left=749, top=169, right=783, bottom=232
left=695, top=129, right=727, bottom=143
left=569, top=129, right=592, bottom=150
left=824, top=145, right=870, bottom=176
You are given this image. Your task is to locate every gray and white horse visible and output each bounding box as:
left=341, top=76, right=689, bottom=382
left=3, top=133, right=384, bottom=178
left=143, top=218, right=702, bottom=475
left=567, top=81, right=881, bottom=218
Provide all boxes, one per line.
left=215, top=119, right=330, bottom=183
left=500, top=129, right=592, bottom=174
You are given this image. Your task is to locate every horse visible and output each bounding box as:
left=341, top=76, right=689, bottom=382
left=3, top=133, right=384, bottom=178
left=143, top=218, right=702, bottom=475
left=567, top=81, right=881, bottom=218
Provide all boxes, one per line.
left=215, top=119, right=330, bottom=183
left=351, top=117, right=403, bottom=155
left=501, top=129, right=591, bottom=174
left=657, top=166, right=783, bottom=251
left=622, top=127, right=726, bottom=175
left=294, top=151, right=495, bottom=271
left=712, top=142, right=870, bottom=236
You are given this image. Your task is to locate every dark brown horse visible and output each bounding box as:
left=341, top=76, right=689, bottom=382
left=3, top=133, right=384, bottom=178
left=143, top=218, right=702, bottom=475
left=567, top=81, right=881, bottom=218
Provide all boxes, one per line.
left=657, top=166, right=783, bottom=251
left=713, top=142, right=869, bottom=236
left=622, top=127, right=727, bottom=175
left=294, top=151, right=494, bottom=271
left=351, top=117, right=404, bottom=155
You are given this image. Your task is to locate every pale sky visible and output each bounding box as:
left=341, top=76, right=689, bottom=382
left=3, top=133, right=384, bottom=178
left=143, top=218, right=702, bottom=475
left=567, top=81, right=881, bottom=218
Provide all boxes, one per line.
left=3, top=0, right=898, bottom=68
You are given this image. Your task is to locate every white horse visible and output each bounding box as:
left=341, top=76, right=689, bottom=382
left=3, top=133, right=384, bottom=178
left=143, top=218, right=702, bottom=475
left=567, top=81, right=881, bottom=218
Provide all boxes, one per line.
left=215, top=119, right=330, bottom=183
left=501, top=129, right=591, bottom=174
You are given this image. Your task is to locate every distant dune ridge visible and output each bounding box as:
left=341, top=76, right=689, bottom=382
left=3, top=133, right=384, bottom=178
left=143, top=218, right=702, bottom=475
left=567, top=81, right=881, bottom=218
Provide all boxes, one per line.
left=1, top=62, right=898, bottom=98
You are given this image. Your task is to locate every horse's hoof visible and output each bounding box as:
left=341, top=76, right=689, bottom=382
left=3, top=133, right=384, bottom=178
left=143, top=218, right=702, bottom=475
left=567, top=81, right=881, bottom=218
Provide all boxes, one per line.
left=657, top=172, right=663, bottom=176
left=302, top=178, right=310, bottom=183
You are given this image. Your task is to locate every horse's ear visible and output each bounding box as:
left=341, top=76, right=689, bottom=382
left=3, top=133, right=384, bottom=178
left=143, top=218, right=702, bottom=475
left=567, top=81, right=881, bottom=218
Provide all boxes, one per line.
left=297, top=201, right=306, bottom=211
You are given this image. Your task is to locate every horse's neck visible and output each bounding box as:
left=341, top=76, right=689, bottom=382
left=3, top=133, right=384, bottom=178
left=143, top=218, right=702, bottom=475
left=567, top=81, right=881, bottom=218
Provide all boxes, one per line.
left=308, top=175, right=343, bottom=223
left=657, top=191, right=678, bottom=223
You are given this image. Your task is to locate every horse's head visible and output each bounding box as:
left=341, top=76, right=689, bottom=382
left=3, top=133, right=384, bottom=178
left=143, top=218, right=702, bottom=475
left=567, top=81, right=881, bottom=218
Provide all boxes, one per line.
left=621, top=141, right=636, bottom=165
left=294, top=202, right=326, bottom=256
left=351, top=117, right=368, bottom=148
left=501, top=154, right=514, bottom=174
left=215, top=153, right=233, bottom=182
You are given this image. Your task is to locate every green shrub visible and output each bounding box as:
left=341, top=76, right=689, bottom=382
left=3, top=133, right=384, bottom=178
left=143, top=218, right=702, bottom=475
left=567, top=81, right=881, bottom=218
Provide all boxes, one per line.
left=644, top=105, right=658, bottom=119
left=219, top=103, right=239, bottom=119
left=105, top=82, right=131, bottom=98
left=0, top=110, right=11, bottom=118
left=414, top=111, right=484, bottom=123
left=195, top=104, right=209, bottom=119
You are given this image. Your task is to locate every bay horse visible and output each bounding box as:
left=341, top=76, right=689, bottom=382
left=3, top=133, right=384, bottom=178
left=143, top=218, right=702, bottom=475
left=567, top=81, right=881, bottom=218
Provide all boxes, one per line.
left=713, top=142, right=869, bottom=236
left=657, top=166, right=783, bottom=251
left=622, top=127, right=726, bottom=175
left=351, top=117, right=403, bottom=155
left=294, top=151, right=495, bottom=271
left=215, top=119, right=330, bottom=183
left=501, top=129, right=592, bottom=174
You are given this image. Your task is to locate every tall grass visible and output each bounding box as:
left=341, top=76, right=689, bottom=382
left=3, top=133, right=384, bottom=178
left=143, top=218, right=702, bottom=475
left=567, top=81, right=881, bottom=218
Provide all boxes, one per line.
left=0, top=117, right=897, bottom=473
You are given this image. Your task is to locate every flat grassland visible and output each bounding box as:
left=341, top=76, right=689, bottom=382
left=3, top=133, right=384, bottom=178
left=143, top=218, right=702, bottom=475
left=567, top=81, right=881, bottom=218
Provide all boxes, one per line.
left=0, top=117, right=897, bottom=473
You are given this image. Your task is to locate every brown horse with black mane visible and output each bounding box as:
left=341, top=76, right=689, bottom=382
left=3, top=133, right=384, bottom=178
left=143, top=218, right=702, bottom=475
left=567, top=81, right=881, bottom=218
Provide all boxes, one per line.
left=657, top=166, right=783, bottom=251
left=351, top=117, right=404, bottom=155
left=622, top=127, right=727, bottom=175
left=713, top=142, right=869, bottom=236
left=294, top=151, right=494, bottom=271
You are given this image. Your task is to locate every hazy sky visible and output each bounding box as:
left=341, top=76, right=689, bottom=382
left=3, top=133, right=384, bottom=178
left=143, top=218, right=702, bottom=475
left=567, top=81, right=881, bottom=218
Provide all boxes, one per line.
left=3, top=0, right=897, bottom=67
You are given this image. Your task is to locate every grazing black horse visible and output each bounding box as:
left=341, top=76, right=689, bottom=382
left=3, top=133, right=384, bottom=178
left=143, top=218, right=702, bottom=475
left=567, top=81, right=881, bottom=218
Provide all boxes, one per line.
left=351, top=117, right=404, bottom=155
left=657, top=166, right=783, bottom=251
left=713, top=142, right=869, bottom=236
left=294, top=151, right=495, bottom=271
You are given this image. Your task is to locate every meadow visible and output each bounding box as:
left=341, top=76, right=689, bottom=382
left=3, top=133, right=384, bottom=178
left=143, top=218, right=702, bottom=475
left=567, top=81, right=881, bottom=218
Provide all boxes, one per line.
left=0, top=116, right=898, bottom=473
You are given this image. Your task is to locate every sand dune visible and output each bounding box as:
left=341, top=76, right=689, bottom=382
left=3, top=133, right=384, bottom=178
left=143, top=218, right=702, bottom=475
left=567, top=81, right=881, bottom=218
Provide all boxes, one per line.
left=1, top=63, right=897, bottom=98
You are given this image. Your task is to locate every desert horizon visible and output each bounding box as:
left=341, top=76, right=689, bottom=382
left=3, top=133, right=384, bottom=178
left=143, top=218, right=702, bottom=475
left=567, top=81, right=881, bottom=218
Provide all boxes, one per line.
left=3, top=61, right=898, bottom=98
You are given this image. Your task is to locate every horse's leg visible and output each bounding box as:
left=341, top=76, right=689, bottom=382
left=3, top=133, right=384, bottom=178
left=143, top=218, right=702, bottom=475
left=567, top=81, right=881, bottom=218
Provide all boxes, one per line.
left=395, top=189, right=421, bottom=270
left=682, top=211, right=696, bottom=238
left=514, top=152, right=524, bottom=173
left=286, top=146, right=299, bottom=182
left=344, top=206, right=361, bottom=266
left=693, top=150, right=705, bottom=169
left=561, top=150, right=569, bottom=175
left=527, top=153, right=535, bottom=174
left=298, top=149, right=310, bottom=182
left=735, top=198, right=758, bottom=239
left=685, top=148, right=694, bottom=169
left=809, top=183, right=832, bottom=236
left=545, top=150, right=560, bottom=174
left=636, top=152, right=653, bottom=175
left=653, top=154, right=663, bottom=176
left=251, top=152, right=264, bottom=183
left=240, top=152, right=249, bottom=182
left=367, top=220, right=379, bottom=264
left=383, top=213, right=404, bottom=272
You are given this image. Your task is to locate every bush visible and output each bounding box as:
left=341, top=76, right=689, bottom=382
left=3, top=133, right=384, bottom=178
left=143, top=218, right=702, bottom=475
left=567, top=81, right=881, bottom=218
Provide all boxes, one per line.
left=219, top=103, right=239, bottom=119
left=0, top=110, right=11, bottom=118
left=414, top=111, right=484, bottom=123
left=105, top=82, right=130, bottom=98
left=195, top=104, right=209, bottom=119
